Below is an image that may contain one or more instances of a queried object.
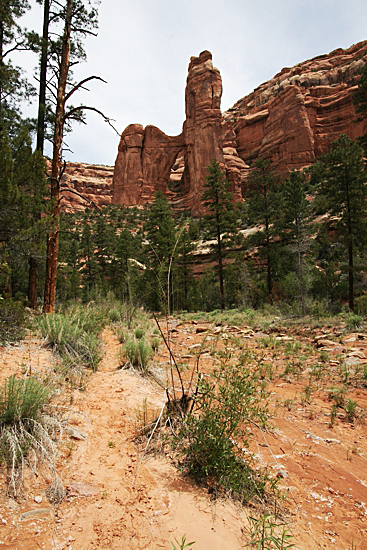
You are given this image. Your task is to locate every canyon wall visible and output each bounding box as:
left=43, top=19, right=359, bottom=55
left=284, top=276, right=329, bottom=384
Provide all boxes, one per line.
left=225, top=41, right=367, bottom=176
left=61, top=41, right=367, bottom=214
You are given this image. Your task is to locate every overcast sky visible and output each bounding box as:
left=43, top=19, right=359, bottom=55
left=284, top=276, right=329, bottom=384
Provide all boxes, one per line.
left=14, top=0, right=367, bottom=166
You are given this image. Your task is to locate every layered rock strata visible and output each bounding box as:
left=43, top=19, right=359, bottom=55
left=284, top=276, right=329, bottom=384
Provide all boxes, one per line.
left=224, top=41, right=367, bottom=175
left=59, top=162, right=113, bottom=213
left=61, top=42, right=367, bottom=214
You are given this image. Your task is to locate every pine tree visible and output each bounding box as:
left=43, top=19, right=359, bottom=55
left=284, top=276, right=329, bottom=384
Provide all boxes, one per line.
left=246, top=158, right=280, bottom=304
left=280, top=170, right=312, bottom=313
left=43, top=0, right=102, bottom=313
left=143, top=191, right=176, bottom=312
left=311, top=134, right=367, bottom=310
left=201, top=159, right=238, bottom=310
left=0, top=0, right=35, bottom=134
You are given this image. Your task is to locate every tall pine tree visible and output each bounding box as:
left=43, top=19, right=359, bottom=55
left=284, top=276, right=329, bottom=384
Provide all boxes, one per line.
left=311, top=134, right=367, bottom=311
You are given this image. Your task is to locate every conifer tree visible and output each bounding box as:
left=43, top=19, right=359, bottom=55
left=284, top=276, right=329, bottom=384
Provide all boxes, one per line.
left=201, top=159, right=238, bottom=310
left=312, top=134, right=367, bottom=310
left=143, top=191, right=176, bottom=312
left=247, top=158, right=280, bottom=304
left=280, top=170, right=311, bottom=313
left=0, top=0, right=35, bottom=134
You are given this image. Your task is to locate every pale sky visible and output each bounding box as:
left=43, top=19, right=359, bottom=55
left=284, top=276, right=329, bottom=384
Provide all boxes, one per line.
left=13, top=0, right=367, bottom=166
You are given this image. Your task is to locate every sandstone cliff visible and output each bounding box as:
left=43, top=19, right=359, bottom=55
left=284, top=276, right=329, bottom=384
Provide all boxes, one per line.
left=224, top=41, right=367, bottom=177
left=61, top=42, right=367, bottom=214
left=60, top=162, right=113, bottom=213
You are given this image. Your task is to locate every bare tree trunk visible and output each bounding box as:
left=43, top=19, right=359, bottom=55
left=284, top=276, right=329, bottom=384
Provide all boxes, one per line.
left=28, top=257, right=39, bottom=309
left=36, top=0, right=50, bottom=153
left=43, top=0, right=72, bottom=313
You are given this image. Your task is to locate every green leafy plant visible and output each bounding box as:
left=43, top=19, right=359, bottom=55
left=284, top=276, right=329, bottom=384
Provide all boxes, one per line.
left=246, top=512, right=295, bottom=549
left=175, top=354, right=269, bottom=504
left=171, top=534, right=195, bottom=549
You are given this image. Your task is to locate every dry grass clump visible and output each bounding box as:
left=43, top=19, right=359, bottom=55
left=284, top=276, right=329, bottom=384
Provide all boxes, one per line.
left=0, top=375, right=63, bottom=498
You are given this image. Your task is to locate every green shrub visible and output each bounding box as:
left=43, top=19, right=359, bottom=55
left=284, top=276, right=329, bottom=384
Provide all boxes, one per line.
left=125, top=338, right=153, bottom=372
left=345, top=399, right=358, bottom=422
left=175, top=358, right=269, bottom=504
left=108, top=308, right=121, bottom=323
left=0, top=376, right=51, bottom=426
left=0, top=299, right=26, bottom=344
left=345, top=313, right=363, bottom=331
left=150, top=336, right=160, bottom=352
left=135, top=328, right=145, bottom=339
left=38, top=313, right=101, bottom=370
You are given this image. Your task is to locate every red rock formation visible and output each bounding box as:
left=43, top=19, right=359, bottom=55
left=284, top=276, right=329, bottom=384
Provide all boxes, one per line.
left=112, top=51, right=229, bottom=214
left=63, top=42, right=367, bottom=214
left=224, top=40, right=367, bottom=175
left=181, top=51, right=225, bottom=212
left=112, top=124, right=183, bottom=205
left=59, top=162, right=113, bottom=213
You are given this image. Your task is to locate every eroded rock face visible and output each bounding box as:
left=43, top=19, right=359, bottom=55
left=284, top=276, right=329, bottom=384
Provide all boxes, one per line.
left=112, top=124, right=184, bottom=205
left=60, top=162, right=113, bottom=212
left=182, top=51, right=225, bottom=212
left=65, top=42, right=367, bottom=214
left=112, top=51, right=228, bottom=213
left=224, top=40, right=367, bottom=175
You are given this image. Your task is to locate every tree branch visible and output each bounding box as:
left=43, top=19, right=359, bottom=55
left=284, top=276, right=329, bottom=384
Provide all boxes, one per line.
left=63, top=105, right=120, bottom=135
left=60, top=186, right=102, bottom=211
left=65, top=75, right=106, bottom=102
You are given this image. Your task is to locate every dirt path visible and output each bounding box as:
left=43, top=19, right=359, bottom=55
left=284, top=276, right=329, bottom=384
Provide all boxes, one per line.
left=1, top=322, right=367, bottom=549
left=0, top=328, right=250, bottom=549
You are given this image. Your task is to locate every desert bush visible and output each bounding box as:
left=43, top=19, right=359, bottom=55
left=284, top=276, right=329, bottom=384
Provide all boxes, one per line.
left=38, top=313, right=101, bottom=370
left=345, top=313, right=363, bottom=331
left=150, top=336, right=160, bottom=352
left=0, top=299, right=26, bottom=344
left=135, top=328, right=145, bottom=339
left=124, top=337, right=153, bottom=372
left=0, top=376, right=60, bottom=497
left=345, top=399, right=358, bottom=422
left=175, top=356, right=269, bottom=504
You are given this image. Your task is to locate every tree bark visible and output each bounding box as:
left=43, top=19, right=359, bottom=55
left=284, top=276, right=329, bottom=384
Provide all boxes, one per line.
left=43, top=0, right=73, bottom=313
left=28, top=256, right=39, bottom=309
left=36, top=0, right=50, bottom=153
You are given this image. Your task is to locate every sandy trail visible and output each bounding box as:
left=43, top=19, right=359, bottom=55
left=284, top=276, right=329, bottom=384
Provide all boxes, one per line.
left=1, top=322, right=367, bottom=549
